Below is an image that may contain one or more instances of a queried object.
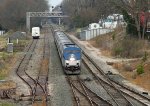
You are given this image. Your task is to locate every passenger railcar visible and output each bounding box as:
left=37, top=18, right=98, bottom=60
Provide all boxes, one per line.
left=32, top=27, right=40, bottom=39
left=54, top=31, right=81, bottom=74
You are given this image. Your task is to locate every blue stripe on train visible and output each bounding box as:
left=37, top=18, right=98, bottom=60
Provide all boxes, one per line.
left=63, top=47, right=81, bottom=60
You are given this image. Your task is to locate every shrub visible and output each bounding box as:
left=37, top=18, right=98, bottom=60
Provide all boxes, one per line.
left=136, top=64, right=144, bottom=75
left=0, top=102, right=14, bottom=106
left=2, top=52, right=8, bottom=61
left=112, top=37, right=143, bottom=58
left=142, top=51, right=148, bottom=62
left=112, top=33, right=116, bottom=40
left=121, top=37, right=142, bottom=57
left=122, top=10, right=137, bottom=36
left=113, top=47, right=123, bottom=56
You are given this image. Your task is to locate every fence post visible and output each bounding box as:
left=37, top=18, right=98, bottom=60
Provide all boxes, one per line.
left=17, top=39, right=19, bottom=44
left=96, top=29, right=97, bottom=37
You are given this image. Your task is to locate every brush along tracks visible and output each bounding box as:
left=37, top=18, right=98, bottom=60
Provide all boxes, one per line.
left=67, top=75, right=112, bottom=106
left=16, top=31, right=50, bottom=106
left=82, top=53, right=149, bottom=106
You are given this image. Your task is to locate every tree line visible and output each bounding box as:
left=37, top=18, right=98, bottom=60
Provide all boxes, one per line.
left=62, top=0, right=149, bottom=39
left=113, top=0, right=149, bottom=39
left=62, top=0, right=119, bottom=28
left=0, top=0, right=49, bottom=30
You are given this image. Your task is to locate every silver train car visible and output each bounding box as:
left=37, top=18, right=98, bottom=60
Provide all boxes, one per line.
left=32, top=27, right=40, bottom=39
left=54, top=31, right=82, bottom=74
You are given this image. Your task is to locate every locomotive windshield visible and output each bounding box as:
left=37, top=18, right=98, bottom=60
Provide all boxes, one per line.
left=64, top=50, right=81, bottom=54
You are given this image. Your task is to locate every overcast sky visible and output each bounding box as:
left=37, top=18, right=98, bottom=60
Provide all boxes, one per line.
left=48, top=0, right=63, bottom=7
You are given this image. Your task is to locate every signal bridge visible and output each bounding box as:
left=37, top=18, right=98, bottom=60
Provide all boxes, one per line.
left=26, top=11, right=68, bottom=31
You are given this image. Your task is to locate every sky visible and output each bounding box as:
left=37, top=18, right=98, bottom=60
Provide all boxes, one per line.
left=48, top=0, right=63, bottom=7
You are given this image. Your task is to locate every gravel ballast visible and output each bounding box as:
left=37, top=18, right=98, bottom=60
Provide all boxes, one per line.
left=48, top=30, right=73, bottom=106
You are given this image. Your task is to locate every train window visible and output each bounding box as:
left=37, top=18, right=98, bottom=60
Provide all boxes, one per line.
left=63, top=41, right=72, bottom=44
left=65, top=44, right=75, bottom=47
left=64, top=50, right=81, bottom=53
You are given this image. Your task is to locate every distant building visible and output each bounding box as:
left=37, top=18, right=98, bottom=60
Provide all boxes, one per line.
left=99, top=14, right=125, bottom=29
left=89, top=23, right=101, bottom=30
left=80, top=23, right=113, bottom=40
left=0, top=30, right=5, bottom=36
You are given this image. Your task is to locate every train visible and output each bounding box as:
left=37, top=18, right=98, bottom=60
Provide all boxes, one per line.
left=54, top=30, right=82, bottom=74
left=32, top=27, right=40, bottom=39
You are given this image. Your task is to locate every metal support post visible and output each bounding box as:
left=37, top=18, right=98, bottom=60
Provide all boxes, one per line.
left=58, top=18, right=61, bottom=25
left=26, top=12, right=30, bottom=32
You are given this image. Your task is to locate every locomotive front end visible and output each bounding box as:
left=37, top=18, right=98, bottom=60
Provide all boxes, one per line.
left=63, top=47, right=81, bottom=74
left=65, top=54, right=81, bottom=70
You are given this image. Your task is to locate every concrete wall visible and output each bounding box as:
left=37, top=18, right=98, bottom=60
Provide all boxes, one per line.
left=80, top=28, right=113, bottom=40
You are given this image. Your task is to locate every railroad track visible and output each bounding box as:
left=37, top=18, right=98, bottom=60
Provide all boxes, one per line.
left=67, top=75, right=112, bottom=106
left=60, top=27, right=150, bottom=106
left=51, top=25, right=150, bottom=106
left=32, top=28, right=50, bottom=106
left=51, top=26, right=109, bottom=106
left=16, top=39, right=38, bottom=95
left=16, top=28, right=51, bottom=106
left=82, top=52, right=149, bottom=106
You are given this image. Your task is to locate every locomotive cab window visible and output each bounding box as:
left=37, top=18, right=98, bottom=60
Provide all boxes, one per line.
left=64, top=50, right=81, bottom=53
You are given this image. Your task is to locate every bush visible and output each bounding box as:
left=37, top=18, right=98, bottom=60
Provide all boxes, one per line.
left=2, top=52, right=8, bottom=61
left=113, top=47, right=123, bottom=56
left=0, top=102, right=14, bottom=106
left=122, top=10, right=137, bottom=36
left=112, top=33, right=116, bottom=40
left=136, top=64, right=144, bottom=75
left=112, top=37, right=143, bottom=58
left=142, top=51, right=148, bottom=62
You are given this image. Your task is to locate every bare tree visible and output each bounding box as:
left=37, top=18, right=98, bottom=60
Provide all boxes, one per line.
left=62, top=0, right=119, bottom=28
left=0, top=0, right=49, bottom=30
left=62, top=0, right=149, bottom=39
left=111, top=0, right=149, bottom=39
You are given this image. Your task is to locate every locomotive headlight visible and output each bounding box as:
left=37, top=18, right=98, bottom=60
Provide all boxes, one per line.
left=69, top=54, right=76, bottom=61
left=70, top=57, right=75, bottom=61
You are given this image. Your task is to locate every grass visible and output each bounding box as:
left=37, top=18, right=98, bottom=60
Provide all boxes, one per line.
left=112, top=37, right=144, bottom=58
left=0, top=40, right=29, bottom=80
left=89, top=27, right=150, bottom=58
left=0, top=102, right=15, bottom=106
left=0, top=37, right=7, bottom=49
left=10, top=39, right=30, bottom=52
left=0, top=31, right=31, bottom=80
left=0, top=68, right=6, bottom=80
left=0, top=52, right=13, bottom=80
left=1, top=30, right=14, bottom=39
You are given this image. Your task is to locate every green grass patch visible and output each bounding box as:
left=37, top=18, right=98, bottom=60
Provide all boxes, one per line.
left=0, top=75, right=5, bottom=80
left=0, top=102, right=15, bottom=106
left=0, top=52, right=14, bottom=80
left=136, top=64, right=144, bottom=75
left=13, top=40, right=29, bottom=52
left=0, top=52, right=11, bottom=61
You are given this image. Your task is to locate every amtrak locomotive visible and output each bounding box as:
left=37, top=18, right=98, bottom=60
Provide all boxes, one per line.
left=54, top=31, right=82, bottom=74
